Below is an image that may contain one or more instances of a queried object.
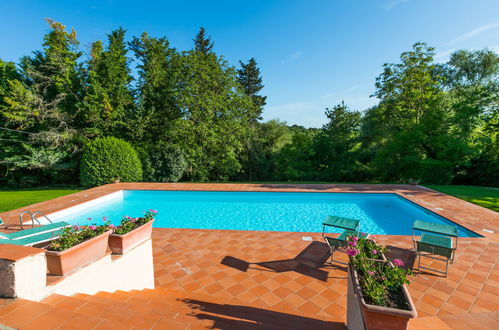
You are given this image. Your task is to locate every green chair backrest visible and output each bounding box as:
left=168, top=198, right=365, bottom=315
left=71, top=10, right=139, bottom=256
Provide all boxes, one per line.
left=323, top=215, right=360, bottom=231
left=413, top=220, right=458, bottom=237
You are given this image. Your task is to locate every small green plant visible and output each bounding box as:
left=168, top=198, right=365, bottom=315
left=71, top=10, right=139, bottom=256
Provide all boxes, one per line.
left=114, top=209, right=157, bottom=235
left=47, top=219, right=112, bottom=252
left=347, top=235, right=412, bottom=309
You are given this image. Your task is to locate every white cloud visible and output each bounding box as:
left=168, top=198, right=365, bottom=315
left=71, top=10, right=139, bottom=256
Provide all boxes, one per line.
left=321, top=85, right=360, bottom=99
left=447, top=21, right=499, bottom=45
left=384, top=0, right=409, bottom=10
left=434, top=48, right=456, bottom=62
left=281, top=51, right=302, bottom=64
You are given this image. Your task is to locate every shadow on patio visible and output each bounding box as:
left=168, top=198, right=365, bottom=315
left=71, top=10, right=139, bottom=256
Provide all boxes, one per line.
left=180, top=299, right=346, bottom=329
left=221, top=241, right=348, bottom=282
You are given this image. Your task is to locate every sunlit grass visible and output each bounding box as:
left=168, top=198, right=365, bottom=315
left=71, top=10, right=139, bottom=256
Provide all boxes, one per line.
left=425, top=185, right=499, bottom=212
left=0, top=188, right=81, bottom=213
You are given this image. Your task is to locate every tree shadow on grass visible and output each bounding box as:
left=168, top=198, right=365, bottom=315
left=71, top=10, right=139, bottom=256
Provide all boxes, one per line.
left=180, top=299, right=346, bottom=329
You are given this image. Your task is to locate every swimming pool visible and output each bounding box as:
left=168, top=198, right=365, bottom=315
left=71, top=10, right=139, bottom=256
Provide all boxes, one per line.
left=49, top=190, right=480, bottom=237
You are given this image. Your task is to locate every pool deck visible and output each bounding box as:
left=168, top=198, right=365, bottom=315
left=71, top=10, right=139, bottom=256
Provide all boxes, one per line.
left=0, top=183, right=498, bottom=329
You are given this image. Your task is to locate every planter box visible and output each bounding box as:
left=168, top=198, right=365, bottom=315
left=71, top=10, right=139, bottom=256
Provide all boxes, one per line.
left=45, top=230, right=112, bottom=276
left=347, top=263, right=417, bottom=330
left=108, top=220, right=154, bottom=255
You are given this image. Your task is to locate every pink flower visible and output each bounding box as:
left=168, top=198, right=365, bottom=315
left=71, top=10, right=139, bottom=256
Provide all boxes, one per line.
left=72, top=225, right=79, bottom=231
left=103, top=216, right=108, bottom=221
left=90, top=225, right=97, bottom=231
left=368, top=271, right=375, bottom=275
left=109, top=224, right=115, bottom=229
left=372, top=250, right=378, bottom=255
left=348, top=241, right=357, bottom=246
left=393, top=259, right=404, bottom=267
left=346, top=248, right=359, bottom=257
left=351, top=236, right=359, bottom=242
left=150, top=209, right=158, bottom=214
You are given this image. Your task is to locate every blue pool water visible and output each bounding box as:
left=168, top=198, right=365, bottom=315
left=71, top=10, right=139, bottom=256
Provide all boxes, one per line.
left=58, top=190, right=480, bottom=237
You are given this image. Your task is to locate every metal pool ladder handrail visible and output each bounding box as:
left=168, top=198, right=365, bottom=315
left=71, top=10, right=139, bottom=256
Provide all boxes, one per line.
left=19, top=210, right=34, bottom=230
left=19, top=211, right=54, bottom=229
left=32, top=211, right=53, bottom=226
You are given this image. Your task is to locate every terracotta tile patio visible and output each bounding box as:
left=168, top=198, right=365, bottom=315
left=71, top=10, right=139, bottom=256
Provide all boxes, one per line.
left=0, top=183, right=498, bottom=329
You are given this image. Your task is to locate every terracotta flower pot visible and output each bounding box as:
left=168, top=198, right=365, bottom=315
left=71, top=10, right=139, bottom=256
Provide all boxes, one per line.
left=45, top=230, right=112, bottom=276
left=347, top=263, right=417, bottom=330
left=108, top=220, right=154, bottom=255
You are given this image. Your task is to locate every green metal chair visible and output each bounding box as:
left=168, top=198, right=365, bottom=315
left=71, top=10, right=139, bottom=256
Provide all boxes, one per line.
left=322, top=215, right=366, bottom=263
left=412, top=220, right=458, bottom=277
left=0, top=221, right=70, bottom=247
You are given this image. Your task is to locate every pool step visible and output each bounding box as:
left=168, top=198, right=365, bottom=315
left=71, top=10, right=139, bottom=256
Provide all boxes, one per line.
left=0, top=287, right=345, bottom=329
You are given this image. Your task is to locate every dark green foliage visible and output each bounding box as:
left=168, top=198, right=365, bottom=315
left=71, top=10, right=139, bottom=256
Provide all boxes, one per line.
left=146, top=143, right=187, bottom=183
left=0, top=20, right=497, bottom=187
left=80, top=137, right=142, bottom=187
left=313, top=102, right=363, bottom=181
left=237, top=58, right=267, bottom=120
left=193, top=27, right=214, bottom=54
left=78, top=28, right=134, bottom=137
left=128, top=33, right=180, bottom=142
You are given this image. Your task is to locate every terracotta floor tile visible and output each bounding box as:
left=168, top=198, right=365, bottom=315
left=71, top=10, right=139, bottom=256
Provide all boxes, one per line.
left=22, top=308, right=75, bottom=330
left=1, top=183, right=499, bottom=328
left=297, top=287, right=318, bottom=300
left=58, top=314, right=106, bottom=329
left=93, top=319, right=133, bottom=330
left=0, top=301, right=53, bottom=328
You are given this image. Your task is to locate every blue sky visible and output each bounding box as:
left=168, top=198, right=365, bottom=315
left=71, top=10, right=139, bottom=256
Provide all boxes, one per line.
left=1, top=0, right=498, bottom=127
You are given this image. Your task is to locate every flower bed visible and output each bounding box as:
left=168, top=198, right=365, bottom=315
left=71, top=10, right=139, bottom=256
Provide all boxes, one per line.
left=45, top=221, right=112, bottom=276
left=108, top=210, right=156, bottom=255
left=346, top=234, right=417, bottom=330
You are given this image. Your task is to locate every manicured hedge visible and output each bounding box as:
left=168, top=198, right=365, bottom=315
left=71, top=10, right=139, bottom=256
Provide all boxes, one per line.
left=80, top=137, right=142, bottom=187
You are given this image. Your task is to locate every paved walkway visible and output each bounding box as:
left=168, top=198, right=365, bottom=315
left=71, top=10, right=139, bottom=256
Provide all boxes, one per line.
left=0, top=183, right=497, bottom=329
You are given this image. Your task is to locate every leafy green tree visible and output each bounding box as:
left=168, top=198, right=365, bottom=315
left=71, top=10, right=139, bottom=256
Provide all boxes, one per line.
left=0, top=60, right=21, bottom=107
left=444, top=49, right=499, bottom=137
left=129, top=33, right=180, bottom=142
left=78, top=28, right=134, bottom=137
left=313, top=102, right=363, bottom=181
left=170, top=49, right=254, bottom=180
left=274, top=126, right=316, bottom=180
left=237, top=58, right=266, bottom=119
left=193, top=27, right=214, bottom=54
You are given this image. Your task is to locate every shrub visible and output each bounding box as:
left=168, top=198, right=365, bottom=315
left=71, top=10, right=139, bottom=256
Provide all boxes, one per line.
left=147, top=143, right=187, bottom=182
left=80, top=137, right=142, bottom=187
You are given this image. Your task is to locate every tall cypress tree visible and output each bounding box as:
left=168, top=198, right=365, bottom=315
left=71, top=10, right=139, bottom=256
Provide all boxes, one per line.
left=129, top=32, right=180, bottom=142
left=79, top=27, right=134, bottom=136
left=237, top=57, right=266, bottom=120
left=193, top=27, right=214, bottom=54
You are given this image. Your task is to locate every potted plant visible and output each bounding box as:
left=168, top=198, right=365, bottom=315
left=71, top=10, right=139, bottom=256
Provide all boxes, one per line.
left=108, top=210, right=156, bottom=255
left=346, top=235, right=417, bottom=330
left=45, top=222, right=112, bottom=276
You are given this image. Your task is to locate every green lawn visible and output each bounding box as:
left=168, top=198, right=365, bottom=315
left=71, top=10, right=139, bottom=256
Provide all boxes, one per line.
left=0, top=184, right=496, bottom=215
left=425, top=185, right=499, bottom=212
left=0, top=188, right=81, bottom=213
